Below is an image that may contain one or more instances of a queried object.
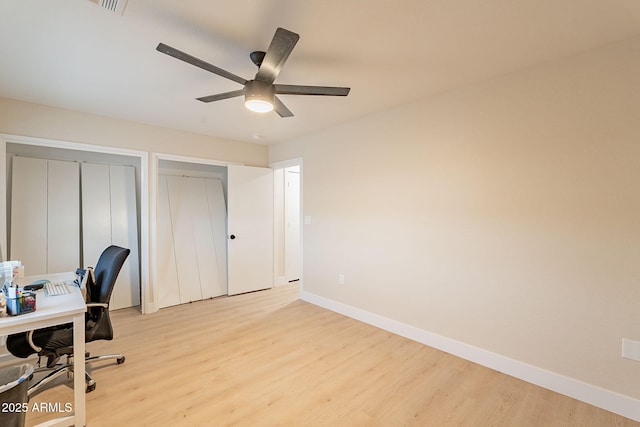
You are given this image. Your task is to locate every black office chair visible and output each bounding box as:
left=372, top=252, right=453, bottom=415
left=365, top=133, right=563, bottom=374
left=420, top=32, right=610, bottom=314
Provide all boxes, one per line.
left=6, top=245, right=130, bottom=395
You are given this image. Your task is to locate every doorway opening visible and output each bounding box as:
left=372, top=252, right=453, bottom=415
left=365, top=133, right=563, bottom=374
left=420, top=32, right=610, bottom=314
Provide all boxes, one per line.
left=272, top=159, right=302, bottom=287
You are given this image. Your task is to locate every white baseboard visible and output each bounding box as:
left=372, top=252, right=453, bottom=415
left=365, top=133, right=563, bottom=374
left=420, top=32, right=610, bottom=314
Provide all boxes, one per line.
left=300, top=290, right=640, bottom=422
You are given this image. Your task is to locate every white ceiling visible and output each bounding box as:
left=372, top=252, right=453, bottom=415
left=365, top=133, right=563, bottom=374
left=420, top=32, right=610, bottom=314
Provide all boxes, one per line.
left=1, top=0, right=640, bottom=145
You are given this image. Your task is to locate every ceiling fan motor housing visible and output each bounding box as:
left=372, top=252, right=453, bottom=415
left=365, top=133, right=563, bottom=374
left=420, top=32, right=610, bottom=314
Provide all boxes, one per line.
left=250, top=51, right=266, bottom=68
left=244, top=79, right=275, bottom=111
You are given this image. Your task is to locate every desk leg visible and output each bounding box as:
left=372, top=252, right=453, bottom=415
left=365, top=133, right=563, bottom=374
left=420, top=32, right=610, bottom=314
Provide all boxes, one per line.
left=73, top=313, right=86, bottom=426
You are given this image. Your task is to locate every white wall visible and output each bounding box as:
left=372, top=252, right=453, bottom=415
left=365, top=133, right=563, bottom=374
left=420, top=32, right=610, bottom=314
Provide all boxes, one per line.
left=269, top=35, right=640, bottom=407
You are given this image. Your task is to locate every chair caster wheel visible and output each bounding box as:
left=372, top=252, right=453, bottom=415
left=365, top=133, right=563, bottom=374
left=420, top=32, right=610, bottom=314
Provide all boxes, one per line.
left=86, top=383, right=96, bottom=393
left=117, top=356, right=125, bottom=364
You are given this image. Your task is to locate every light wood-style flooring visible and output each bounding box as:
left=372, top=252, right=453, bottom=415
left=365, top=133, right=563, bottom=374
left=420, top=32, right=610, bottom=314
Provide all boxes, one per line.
left=26, top=284, right=638, bottom=426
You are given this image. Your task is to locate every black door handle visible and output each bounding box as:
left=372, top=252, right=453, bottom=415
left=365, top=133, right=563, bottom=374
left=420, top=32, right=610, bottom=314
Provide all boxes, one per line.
left=229, top=234, right=236, bottom=240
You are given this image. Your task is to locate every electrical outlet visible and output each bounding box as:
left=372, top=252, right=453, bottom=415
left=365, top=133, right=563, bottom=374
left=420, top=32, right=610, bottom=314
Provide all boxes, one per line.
left=622, top=338, right=640, bottom=361
left=338, top=274, right=345, bottom=285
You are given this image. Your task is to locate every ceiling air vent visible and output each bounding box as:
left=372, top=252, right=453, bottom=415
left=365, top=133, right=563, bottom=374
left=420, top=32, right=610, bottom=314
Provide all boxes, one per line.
left=89, top=0, right=128, bottom=16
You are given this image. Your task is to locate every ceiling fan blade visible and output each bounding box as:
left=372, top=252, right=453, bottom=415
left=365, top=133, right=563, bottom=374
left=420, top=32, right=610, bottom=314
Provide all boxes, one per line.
left=156, top=43, right=247, bottom=86
left=196, top=90, right=244, bottom=103
left=273, top=96, right=294, bottom=118
left=275, top=84, right=350, bottom=96
left=255, top=28, right=300, bottom=84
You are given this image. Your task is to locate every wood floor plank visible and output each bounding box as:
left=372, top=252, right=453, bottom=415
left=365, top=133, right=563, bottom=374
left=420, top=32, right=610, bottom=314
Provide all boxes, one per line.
left=25, top=284, right=638, bottom=426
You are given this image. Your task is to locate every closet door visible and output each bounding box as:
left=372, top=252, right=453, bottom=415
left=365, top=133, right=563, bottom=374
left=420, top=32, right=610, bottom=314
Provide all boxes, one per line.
left=165, top=175, right=203, bottom=304
left=10, top=157, right=79, bottom=275
left=205, top=178, right=228, bottom=295
left=158, top=175, right=227, bottom=308
left=157, top=175, right=181, bottom=308
left=190, top=178, right=221, bottom=299
left=10, top=157, right=48, bottom=274
left=82, top=163, right=140, bottom=309
left=109, top=165, right=140, bottom=309
left=81, top=163, right=112, bottom=264
left=47, top=159, right=81, bottom=273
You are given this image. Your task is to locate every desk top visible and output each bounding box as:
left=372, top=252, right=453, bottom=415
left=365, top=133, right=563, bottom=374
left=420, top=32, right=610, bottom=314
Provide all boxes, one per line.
left=0, top=272, right=86, bottom=336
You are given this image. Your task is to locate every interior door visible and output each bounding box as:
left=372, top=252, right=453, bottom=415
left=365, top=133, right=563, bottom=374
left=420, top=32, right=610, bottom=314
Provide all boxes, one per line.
left=284, top=167, right=301, bottom=282
left=227, top=164, right=274, bottom=295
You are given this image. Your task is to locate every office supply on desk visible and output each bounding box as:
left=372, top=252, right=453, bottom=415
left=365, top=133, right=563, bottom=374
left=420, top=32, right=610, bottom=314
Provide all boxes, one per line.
left=23, top=281, right=45, bottom=291
left=44, top=281, right=71, bottom=296
left=6, top=245, right=130, bottom=395
left=74, top=266, right=92, bottom=301
left=3, top=283, right=37, bottom=316
left=5, top=290, right=36, bottom=316
left=0, top=260, right=22, bottom=288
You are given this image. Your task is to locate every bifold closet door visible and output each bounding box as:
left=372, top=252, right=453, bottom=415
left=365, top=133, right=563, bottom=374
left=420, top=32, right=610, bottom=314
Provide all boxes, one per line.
left=10, top=157, right=79, bottom=276
left=81, top=163, right=140, bottom=310
left=157, top=175, right=180, bottom=308
left=157, top=175, right=227, bottom=309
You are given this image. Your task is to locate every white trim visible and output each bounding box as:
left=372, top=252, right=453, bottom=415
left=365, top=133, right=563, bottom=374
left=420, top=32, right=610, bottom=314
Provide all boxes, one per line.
left=299, top=289, right=640, bottom=423
left=1, top=133, right=144, bottom=157
left=269, top=157, right=303, bottom=170
left=0, top=133, right=151, bottom=314
left=147, top=153, right=159, bottom=314
left=154, top=151, right=243, bottom=167
left=0, top=137, right=6, bottom=261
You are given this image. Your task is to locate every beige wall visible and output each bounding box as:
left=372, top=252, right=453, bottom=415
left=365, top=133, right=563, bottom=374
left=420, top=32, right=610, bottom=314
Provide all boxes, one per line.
left=0, top=97, right=268, bottom=166
left=270, top=35, right=640, bottom=399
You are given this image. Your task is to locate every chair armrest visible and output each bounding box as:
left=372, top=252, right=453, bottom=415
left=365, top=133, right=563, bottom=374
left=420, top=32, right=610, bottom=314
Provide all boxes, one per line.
left=27, top=330, right=42, bottom=352
left=86, top=303, right=108, bottom=309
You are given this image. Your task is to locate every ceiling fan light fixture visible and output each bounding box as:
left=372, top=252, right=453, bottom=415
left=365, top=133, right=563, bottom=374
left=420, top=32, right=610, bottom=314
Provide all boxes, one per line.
left=244, top=80, right=275, bottom=113
left=245, top=98, right=274, bottom=113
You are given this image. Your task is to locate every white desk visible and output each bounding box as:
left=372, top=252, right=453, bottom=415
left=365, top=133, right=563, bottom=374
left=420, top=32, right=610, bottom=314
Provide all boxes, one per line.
left=1, top=272, right=86, bottom=427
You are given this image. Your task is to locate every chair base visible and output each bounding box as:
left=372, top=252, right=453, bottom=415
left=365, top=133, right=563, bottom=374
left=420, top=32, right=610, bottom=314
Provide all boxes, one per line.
left=28, top=352, right=125, bottom=397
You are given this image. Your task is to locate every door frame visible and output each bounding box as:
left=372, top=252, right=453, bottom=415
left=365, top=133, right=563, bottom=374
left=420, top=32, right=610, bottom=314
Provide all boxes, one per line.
left=269, top=157, right=303, bottom=290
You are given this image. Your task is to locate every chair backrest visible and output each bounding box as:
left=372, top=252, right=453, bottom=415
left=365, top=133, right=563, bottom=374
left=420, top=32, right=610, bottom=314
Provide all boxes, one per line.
left=90, top=245, right=131, bottom=305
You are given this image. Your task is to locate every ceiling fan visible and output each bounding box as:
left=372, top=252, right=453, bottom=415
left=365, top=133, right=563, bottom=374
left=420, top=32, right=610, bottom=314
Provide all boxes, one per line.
left=156, top=27, right=350, bottom=117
